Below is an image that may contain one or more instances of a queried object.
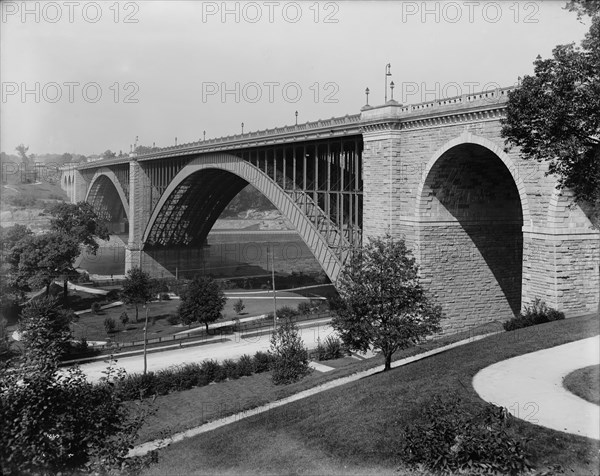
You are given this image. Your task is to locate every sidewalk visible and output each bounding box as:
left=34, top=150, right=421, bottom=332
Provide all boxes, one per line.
left=473, top=336, right=600, bottom=440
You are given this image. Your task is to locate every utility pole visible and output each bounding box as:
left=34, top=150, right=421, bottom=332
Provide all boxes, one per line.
left=143, top=303, right=149, bottom=374
left=268, top=246, right=277, bottom=327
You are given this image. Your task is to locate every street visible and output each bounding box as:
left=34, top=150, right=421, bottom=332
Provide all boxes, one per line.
left=78, top=321, right=336, bottom=383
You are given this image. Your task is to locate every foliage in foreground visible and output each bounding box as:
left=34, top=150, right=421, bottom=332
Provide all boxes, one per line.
left=1, top=301, right=154, bottom=475
left=503, top=298, right=565, bottom=331
left=399, top=395, right=531, bottom=475
left=331, top=234, right=445, bottom=370
left=269, top=318, right=311, bottom=385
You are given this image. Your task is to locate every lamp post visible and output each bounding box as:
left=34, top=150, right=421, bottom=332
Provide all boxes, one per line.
left=203, top=130, right=206, bottom=141
left=390, top=81, right=395, bottom=101
left=295, top=110, right=298, bottom=125
left=365, top=87, right=370, bottom=106
left=143, top=302, right=149, bottom=375
left=267, top=246, right=277, bottom=328
left=384, top=63, right=392, bottom=102
left=241, top=122, right=244, bottom=134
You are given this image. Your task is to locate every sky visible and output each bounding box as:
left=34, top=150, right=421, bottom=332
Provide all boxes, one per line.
left=0, top=0, right=592, bottom=156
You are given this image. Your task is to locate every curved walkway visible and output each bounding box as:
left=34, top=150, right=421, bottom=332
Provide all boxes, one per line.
left=473, top=336, right=600, bottom=440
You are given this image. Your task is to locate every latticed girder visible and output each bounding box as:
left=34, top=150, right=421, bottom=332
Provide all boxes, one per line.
left=87, top=175, right=127, bottom=224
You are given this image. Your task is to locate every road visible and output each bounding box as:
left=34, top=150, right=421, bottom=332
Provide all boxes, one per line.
left=78, top=321, right=336, bottom=383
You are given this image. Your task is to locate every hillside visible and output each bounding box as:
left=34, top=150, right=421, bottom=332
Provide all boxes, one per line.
left=0, top=181, right=69, bottom=232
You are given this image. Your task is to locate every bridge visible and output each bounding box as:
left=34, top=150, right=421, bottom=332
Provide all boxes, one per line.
left=61, top=87, right=599, bottom=332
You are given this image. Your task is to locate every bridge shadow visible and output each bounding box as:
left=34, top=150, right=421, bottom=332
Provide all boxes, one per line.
left=420, top=143, right=524, bottom=318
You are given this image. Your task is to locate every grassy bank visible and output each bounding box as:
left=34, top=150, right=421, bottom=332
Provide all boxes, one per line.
left=141, top=314, right=599, bottom=475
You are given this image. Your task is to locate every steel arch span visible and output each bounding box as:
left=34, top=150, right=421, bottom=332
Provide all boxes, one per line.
left=142, top=153, right=351, bottom=282
left=85, top=168, right=130, bottom=233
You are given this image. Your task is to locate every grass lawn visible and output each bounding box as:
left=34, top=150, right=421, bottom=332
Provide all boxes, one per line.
left=70, top=292, right=312, bottom=344
left=563, top=364, right=600, bottom=405
left=141, top=314, right=599, bottom=476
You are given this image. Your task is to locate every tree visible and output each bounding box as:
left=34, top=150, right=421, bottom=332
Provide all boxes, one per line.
left=1, top=297, right=154, bottom=475
left=15, top=144, right=30, bottom=167
left=47, top=202, right=110, bottom=301
left=331, top=234, right=445, bottom=371
left=268, top=318, right=311, bottom=385
left=121, top=267, right=154, bottom=323
left=47, top=201, right=110, bottom=254
left=178, top=276, right=226, bottom=332
left=0, top=224, right=32, bottom=250
left=6, top=232, right=80, bottom=297
left=101, top=149, right=116, bottom=159
left=0, top=225, right=33, bottom=306
left=18, top=296, right=72, bottom=361
left=233, top=298, right=245, bottom=315
left=501, top=0, right=600, bottom=226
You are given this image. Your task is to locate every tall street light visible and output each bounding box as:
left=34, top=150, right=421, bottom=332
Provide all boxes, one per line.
left=384, top=63, right=392, bottom=103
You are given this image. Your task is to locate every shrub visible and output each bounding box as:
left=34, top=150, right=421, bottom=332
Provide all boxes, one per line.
left=154, top=368, right=177, bottom=395
left=159, top=292, right=171, bottom=301
left=71, top=337, right=88, bottom=353
left=77, top=271, right=90, bottom=283
left=297, top=302, right=312, bottom=316
left=269, top=318, right=311, bottom=385
left=1, top=359, right=154, bottom=475
left=120, top=312, right=129, bottom=326
left=277, top=305, right=299, bottom=320
left=237, top=354, right=254, bottom=376
left=91, top=302, right=103, bottom=314
left=253, top=351, right=272, bottom=373
left=323, top=336, right=343, bottom=360
left=233, top=299, right=245, bottom=315
left=116, top=372, right=157, bottom=400
left=503, top=298, right=565, bottom=331
left=104, top=317, right=117, bottom=334
left=200, top=359, right=221, bottom=383
left=222, top=359, right=240, bottom=380
left=178, top=363, right=207, bottom=389
left=167, top=314, right=180, bottom=325
left=314, top=336, right=344, bottom=361
left=399, top=395, right=531, bottom=475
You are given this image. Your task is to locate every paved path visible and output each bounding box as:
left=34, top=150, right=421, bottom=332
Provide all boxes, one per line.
left=473, top=336, right=600, bottom=440
left=78, top=322, right=336, bottom=383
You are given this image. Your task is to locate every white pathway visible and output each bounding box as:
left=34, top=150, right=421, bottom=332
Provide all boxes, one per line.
left=78, top=322, right=336, bottom=383
left=473, top=336, right=600, bottom=440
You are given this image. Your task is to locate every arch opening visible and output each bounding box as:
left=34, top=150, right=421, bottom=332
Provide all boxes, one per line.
left=143, top=167, right=326, bottom=280
left=86, top=175, right=129, bottom=236
left=418, top=143, right=523, bottom=324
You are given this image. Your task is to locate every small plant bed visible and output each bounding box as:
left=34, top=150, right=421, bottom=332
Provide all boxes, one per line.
left=141, top=314, right=599, bottom=476
left=563, top=364, right=600, bottom=405
left=503, top=298, right=565, bottom=331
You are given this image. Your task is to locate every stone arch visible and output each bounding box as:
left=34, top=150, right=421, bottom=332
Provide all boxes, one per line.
left=142, top=153, right=343, bottom=281
left=415, top=132, right=532, bottom=226
left=415, top=133, right=527, bottom=327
